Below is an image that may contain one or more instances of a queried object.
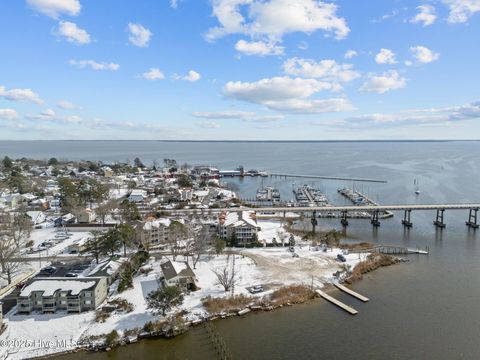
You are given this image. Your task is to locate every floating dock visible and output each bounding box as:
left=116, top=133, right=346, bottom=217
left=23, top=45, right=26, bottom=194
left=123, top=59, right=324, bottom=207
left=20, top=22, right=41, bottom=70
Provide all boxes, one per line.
left=334, top=284, right=369, bottom=302
left=316, top=290, right=358, bottom=315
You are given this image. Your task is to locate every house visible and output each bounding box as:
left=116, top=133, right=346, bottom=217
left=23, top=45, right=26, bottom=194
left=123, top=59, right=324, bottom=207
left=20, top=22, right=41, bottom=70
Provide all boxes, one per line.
left=75, top=208, right=96, bottom=223
left=26, top=211, right=46, bottom=226
left=128, top=189, right=147, bottom=203
left=102, top=166, right=114, bottom=177
left=17, top=277, right=108, bottom=314
left=61, top=213, right=76, bottom=225
left=160, top=260, right=196, bottom=290
left=218, top=211, right=258, bottom=245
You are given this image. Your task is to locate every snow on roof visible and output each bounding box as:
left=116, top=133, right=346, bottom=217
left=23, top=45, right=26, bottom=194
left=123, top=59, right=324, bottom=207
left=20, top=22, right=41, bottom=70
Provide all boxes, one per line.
left=160, top=260, right=195, bottom=280
left=223, top=211, right=257, bottom=228
left=193, top=190, right=209, bottom=197
left=21, top=279, right=97, bottom=297
left=143, top=218, right=171, bottom=230
left=130, top=189, right=147, bottom=196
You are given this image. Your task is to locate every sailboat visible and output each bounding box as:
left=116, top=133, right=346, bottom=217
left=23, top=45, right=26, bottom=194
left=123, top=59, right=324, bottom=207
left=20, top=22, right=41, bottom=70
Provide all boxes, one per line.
left=414, top=178, right=420, bottom=195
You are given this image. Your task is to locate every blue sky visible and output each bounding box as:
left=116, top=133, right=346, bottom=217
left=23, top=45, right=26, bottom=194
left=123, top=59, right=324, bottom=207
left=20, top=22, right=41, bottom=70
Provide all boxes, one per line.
left=0, top=0, right=479, bottom=140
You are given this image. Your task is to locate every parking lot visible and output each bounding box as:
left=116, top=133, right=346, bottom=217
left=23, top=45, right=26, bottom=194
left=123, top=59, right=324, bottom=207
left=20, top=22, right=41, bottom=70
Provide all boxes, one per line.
left=1, top=260, right=92, bottom=315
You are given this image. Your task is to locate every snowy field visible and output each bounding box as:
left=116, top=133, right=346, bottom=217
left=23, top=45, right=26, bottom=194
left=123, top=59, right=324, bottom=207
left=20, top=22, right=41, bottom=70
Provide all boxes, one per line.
left=0, top=220, right=368, bottom=359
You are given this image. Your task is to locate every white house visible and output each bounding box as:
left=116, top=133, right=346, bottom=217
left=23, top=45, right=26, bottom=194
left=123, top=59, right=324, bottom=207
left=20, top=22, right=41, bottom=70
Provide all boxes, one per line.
left=218, top=211, right=258, bottom=245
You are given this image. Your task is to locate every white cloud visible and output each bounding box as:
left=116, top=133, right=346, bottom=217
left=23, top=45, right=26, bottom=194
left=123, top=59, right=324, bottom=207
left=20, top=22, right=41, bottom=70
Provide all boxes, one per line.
left=344, top=100, right=480, bottom=126
left=223, top=76, right=352, bottom=113
left=170, top=0, right=181, bottom=8
left=0, top=108, right=19, bottom=121
left=175, top=70, right=201, bottom=82
left=375, top=48, right=397, bottom=64
left=69, top=60, right=120, bottom=71
left=192, top=110, right=284, bottom=122
left=142, top=68, right=165, bottom=80
left=57, top=21, right=90, bottom=45
left=410, top=5, right=437, bottom=26
left=282, top=58, right=360, bottom=82
left=206, top=0, right=350, bottom=43
left=235, top=39, right=284, bottom=56
left=344, top=49, right=357, bottom=59
left=443, top=0, right=480, bottom=23
left=371, top=8, right=400, bottom=23
left=57, top=100, right=78, bottom=109
left=197, top=121, right=220, bottom=128
left=26, top=0, right=81, bottom=19
left=360, top=70, right=407, bottom=94
left=410, top=45, right=440, bottom=63
left=0, top=85, right=44, bottom=105
left=26, top=108, right=82, bottom=123
left=127, top=23, right=152, bottom=48
left=265, top=98, right=354, bottom=113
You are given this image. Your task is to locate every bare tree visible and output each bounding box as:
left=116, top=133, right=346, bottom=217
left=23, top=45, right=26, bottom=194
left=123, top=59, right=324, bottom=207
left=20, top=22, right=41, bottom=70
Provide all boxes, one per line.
left=167, top=221, right=188, bottom=261
left=187, top=225, right=210, bottom=269
left=96, top=199, right=118, bottom=226
left=0, top=208, right=31, bottom=284
left=2, top=206, right=32, bottom=247
left=212, top=254, right=236, bottom=292
left=276, top=228, right=288, bottom=246
left=0, top=235, right=22, bottom=284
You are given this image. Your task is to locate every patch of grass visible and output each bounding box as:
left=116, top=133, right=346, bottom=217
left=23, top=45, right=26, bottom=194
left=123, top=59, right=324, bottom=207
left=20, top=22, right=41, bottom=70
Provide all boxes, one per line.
left=94, top=310, right=110, bottom=323
left=269, top=285, right=316, bottom=305
left=345, top=253, right=398, bottom=284
left=202, top=294, right=253, bottom=314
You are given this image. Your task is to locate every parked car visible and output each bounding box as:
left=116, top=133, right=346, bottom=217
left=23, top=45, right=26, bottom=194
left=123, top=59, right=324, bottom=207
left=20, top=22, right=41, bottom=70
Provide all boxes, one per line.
left=337, top=254, right=346, bottom=262
left=250, top=285, right=264, bottom=294
left=42, top=266, right=56, bottom=273
left=65, top=272, right=78, bottom=278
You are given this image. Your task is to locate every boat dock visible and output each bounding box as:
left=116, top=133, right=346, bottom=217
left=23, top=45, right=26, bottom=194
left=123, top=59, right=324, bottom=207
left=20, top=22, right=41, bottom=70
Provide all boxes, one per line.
left=316, top=290, right=358, bottom=315
left=334, top=284, right=369, bottom=302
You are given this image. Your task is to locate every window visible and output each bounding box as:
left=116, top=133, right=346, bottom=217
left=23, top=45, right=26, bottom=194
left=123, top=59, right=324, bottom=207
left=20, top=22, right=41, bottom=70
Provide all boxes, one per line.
left=36, top=300, right=42, bottom=305
left=85, top=292, right=92, bottom=297
left=60, top=300, right=66, bottom=305
left=85, top=300, right=92, bottom=305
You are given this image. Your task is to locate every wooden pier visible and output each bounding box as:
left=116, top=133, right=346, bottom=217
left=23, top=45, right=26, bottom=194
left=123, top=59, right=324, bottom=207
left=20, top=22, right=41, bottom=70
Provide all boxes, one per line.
left=334, top=284, right=369, bottom=302
left=316, top=290, right=358, bottom=315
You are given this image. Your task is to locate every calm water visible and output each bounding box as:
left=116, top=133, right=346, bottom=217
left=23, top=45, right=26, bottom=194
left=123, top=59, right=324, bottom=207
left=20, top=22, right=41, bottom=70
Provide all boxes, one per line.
left=2, top=141, right=480, bottom=359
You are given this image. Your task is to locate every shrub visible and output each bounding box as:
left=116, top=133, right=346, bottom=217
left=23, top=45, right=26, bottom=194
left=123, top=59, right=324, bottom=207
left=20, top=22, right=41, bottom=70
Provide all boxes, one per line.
left=270, top=285, right=316, bottom=305
left=202, top=294, right=253, bottom=314
left=94, top=309, right=110, bottom=323
left=105, top=330, right=119, bottom=347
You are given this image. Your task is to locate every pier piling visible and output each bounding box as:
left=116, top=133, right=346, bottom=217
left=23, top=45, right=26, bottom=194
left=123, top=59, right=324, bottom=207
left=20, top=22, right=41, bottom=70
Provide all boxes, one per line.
left=371, top=210, right=380, bottom=227
left=402, top=209, right=413, bottom=227
left=466, top=208, right=479, bottom=229
left=434, top=209, right=446, bottom=228
left=341, top=210, right=349, bottom=227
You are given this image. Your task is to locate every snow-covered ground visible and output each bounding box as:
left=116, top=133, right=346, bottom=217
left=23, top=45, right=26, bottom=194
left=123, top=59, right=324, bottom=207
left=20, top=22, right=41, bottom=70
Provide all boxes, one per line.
left=0, top=220, right=368, bottom=359
left=23, top=228, right=91, bottom=258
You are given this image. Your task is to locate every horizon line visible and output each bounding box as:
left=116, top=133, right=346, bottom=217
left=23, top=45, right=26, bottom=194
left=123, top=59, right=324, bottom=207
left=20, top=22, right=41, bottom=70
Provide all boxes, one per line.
left=0, top=139, right=479, bottom=143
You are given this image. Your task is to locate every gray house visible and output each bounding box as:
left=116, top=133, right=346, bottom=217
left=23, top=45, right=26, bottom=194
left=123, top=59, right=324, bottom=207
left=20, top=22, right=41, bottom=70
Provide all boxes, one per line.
left=160, top=260, right=196, bottom=291
left=17, top=277, right=108, bottom=314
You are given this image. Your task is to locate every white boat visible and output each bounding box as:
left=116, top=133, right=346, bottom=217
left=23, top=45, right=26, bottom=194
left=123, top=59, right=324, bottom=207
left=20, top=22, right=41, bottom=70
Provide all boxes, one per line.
left=414, top=178, right=420, bottom=195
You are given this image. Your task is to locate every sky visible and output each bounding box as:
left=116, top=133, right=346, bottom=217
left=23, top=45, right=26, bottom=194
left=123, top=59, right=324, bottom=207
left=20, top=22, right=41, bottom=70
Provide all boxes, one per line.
left=0, top=0, right=480, bottom=140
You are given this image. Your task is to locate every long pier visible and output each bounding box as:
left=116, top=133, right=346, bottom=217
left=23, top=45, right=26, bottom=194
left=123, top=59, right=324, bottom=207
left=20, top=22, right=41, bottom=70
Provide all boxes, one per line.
left=334, top=284, right=370, bottom=302
left=165, top=203, right=480, bottom=229
left=269, top=173, right=387, bottom=183
left=316, top=290, right=358, bottom=315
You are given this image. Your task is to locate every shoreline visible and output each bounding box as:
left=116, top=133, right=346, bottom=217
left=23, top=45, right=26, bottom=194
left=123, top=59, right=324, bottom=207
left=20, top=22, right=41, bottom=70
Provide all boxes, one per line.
left=46, top=254, right=401, bottom=359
